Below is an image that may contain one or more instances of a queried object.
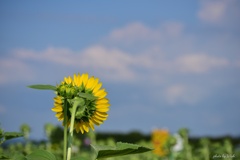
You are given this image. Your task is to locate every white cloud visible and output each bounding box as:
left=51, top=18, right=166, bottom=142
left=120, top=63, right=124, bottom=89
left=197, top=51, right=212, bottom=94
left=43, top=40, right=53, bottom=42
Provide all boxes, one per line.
left=81, top=46, right=136, bottom=80
left=8, top=46, right=230, bottom=85
left=174, top=54, right=229, bottom=73
left=198, top=0, right=227, bottom=23
left=106, top=21, right=185, bottom=46
left=198, top=0, right=239, bottom=24
left=108, top=22, right=160, bottom=43
left=164, top=84, right=205, bottom=105
left=165, top=84, right=186, bottom=104
left=14, top=47, right=77, bottom=66
left=0, top=19, right=234, bottom=108
left=14, top=46, right=137, bottom=81
left=161, top=22, right=184, bottom=37
left=101, top=21, right=230, bottom=75
left=0, top=58, right=34, bottom=84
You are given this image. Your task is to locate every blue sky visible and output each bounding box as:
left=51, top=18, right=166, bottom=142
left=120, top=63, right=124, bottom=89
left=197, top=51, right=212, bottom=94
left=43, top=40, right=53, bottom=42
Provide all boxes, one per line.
left=0, top=0, right=240, bottom=140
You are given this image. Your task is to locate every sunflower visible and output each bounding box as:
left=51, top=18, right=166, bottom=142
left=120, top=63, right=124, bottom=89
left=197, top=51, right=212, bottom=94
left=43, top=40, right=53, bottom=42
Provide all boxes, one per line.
left=52, top=73, right=110, bottom=134
left=152, top=129, right=169, bottom=156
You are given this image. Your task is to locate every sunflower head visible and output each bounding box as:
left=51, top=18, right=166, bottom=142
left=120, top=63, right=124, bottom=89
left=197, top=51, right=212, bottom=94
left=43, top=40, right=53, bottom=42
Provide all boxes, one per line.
left=152, top=129, right=169, bottom=156
left=52, top=73, right=110, bottom=134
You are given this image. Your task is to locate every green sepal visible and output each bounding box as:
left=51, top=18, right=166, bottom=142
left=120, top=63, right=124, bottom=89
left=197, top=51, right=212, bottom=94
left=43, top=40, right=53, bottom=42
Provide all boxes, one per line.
left=68, top=97, right=86, bottom=119
left=91, top=142, right=153, bottom=159
left=28, top=84, right=56, bottom=91
left=26, top=149, right=56, bottom=160
left=75, top=105, right=86, bottom=119
left=78, top=92, right=96, bottom=101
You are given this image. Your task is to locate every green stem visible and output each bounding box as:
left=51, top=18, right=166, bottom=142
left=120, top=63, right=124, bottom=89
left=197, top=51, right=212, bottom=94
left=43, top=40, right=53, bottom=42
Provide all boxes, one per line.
left=184, top=134, right=192, bottom=160
left=204, top=144, right=209, bottom=160
left=63, top=99, right=68, bottom=160
left=67, top=102, right=78, bottom=160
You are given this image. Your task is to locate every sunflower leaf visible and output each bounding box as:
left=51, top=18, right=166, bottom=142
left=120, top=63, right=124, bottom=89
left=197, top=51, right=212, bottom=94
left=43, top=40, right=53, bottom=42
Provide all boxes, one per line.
left=12, top=153, right=27, bottom=160
left=91, top=142, right=153, bottom=159
left=26, top=149, right=56, bottom=160
left=71, top=156, right=89, bottom=160
left=28, top=84, right=56, bottom=91
left=0, top=154, right=11, bottom=159
left=3, top=132, right=24, bottom=140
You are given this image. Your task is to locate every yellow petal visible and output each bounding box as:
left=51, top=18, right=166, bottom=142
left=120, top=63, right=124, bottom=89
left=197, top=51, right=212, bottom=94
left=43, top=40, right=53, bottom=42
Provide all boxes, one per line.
left=64, top=76, right=72, bottom=84
left=81, top=73, right=89, bottom=87
left=54, top=104, right=62, bottom=109
left=73, top=73, right=81, bottom=87
left=96, top=104, right=110, bottom=109
left=58, top=116, right=64, bottom=121
left=54, top=96, right=62, bottom=104
left=79, top=124, right=84, bottom=134
left=56, top=112, right=63, bottom=120
left=82, top=122, right=90, bottom=133
left=56, top=112, right=62, bottom=117
left=93, top=82, right=102, bottom=93
left=75, top=123, right=80, bottom=133
left=94, top=114, right=107, bottom=121
left=96, top=98, right=109, bottom=105
left=85, top=76, right=95, bottom=89
left=88, top=119, right=95, bottom=130
left=96, top=107, right=109, bottom=112
left=90, top=78, right=99, bottom=90
left=94, top=89, right=107, bottom=99
left=52, top=106, right=63, bottom=112
left=95, top=111, right=108, bottom=118
left=91, top=117, right=103, bottom=126
left=73, top=74, right=77, bottom=83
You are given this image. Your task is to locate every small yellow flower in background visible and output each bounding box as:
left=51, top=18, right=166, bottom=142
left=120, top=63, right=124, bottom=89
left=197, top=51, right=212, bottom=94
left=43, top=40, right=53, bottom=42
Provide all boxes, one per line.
left=52, top=73, right=110, bottom=134
left=152, top=129, right=169, bottom=156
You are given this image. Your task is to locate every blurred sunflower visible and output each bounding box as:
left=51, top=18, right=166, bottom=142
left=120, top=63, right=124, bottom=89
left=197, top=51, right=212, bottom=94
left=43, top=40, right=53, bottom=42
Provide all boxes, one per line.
left=152, top=129, right=169, bottom=157
left=52, top=73, right=110, bottom=134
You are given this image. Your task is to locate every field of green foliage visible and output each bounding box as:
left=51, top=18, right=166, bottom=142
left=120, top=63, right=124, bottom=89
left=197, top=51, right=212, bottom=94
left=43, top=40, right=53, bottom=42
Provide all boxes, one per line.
left=1, top=123, right=240, bottom=160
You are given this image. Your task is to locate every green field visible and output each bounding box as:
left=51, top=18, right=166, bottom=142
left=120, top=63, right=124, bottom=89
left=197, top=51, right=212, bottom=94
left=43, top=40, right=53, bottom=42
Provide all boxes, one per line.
left=1, top=124, right=239, bottom=160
